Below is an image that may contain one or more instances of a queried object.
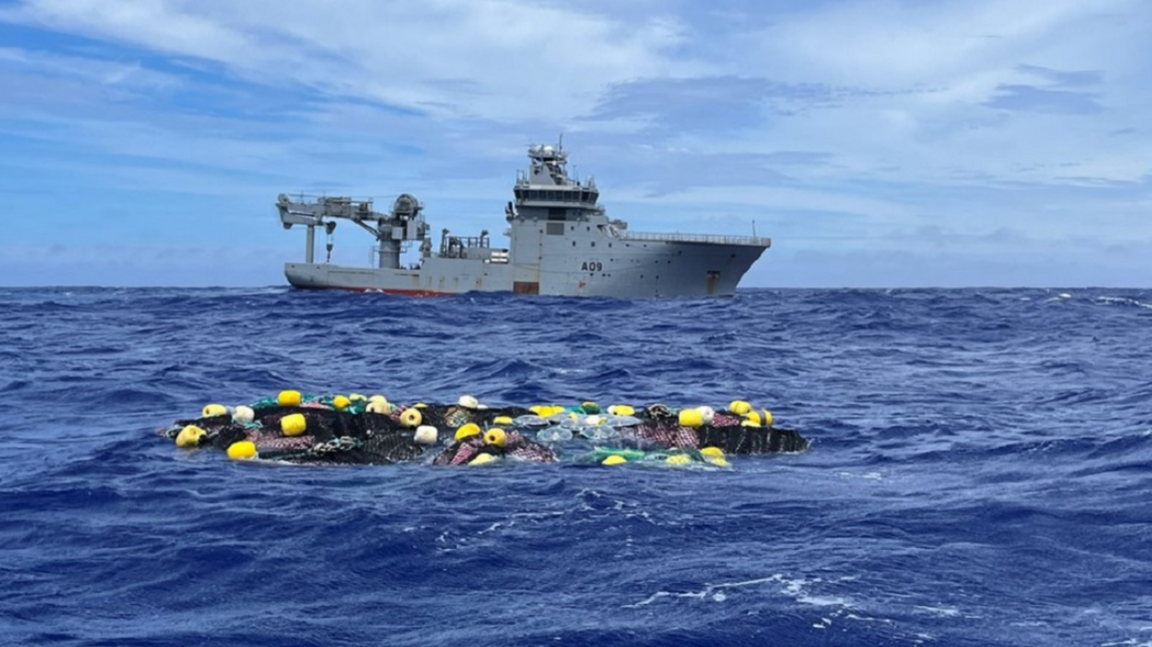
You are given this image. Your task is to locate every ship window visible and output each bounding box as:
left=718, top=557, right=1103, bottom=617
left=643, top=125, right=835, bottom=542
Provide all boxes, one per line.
left=528, top=190, right=538, bottom=200
left=548, top=208, right=565, bottom=220
left=546, top=222, right=564, bottom=235
left=591, top=242, right=595, bottom=247
left=572, top=241, right=576, bottom=247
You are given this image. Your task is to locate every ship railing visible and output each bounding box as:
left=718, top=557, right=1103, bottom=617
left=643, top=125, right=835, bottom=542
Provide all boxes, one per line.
left=619, top=231, right=772, bottom=246
left=283, top=192, right=377, bottom=204
left=280, top=193, right=378, bottom=220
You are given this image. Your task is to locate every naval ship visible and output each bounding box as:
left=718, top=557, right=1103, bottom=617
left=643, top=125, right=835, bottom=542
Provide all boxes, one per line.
left=277, top=143, right=771, bottom=297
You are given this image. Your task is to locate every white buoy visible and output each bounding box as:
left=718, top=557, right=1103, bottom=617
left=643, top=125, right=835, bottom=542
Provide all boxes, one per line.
left=414, top=425, right=438, bottom=445
left=233, top=405, right=255, bottom=424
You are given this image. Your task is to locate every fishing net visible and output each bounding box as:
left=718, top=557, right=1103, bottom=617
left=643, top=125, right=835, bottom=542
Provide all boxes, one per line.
left=160, top=394, right=808, bottom=467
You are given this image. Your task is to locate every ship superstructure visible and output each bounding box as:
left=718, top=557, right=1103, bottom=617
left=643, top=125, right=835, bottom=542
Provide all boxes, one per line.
left=278, top=143, right=770, bottom=297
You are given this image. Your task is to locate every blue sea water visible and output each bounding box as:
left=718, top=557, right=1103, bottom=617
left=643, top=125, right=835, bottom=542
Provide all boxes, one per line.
left=1, top=287, right=1151, bottom=647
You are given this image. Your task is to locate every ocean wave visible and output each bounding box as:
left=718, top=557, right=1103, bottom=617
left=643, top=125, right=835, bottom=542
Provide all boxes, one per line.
left=2, top=287, right=1150, bottom=647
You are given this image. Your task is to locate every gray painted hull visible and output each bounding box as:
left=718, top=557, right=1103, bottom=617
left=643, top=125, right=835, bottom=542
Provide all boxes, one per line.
left=286, top=239, right=766, bottom=297
left=280, top=142, right=771, bottom=297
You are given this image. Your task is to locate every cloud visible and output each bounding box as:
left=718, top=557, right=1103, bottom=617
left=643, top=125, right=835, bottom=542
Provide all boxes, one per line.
left=585, top=75, right=882, bottom=134
left=739, top=0, right=1130, bottom=86
left=1, top=0, right=1151, bottom=288
left=983, top=84, right=1103, bottom=114
left=982, top=64, right=1106, bottom=114
left=1016, top=64, right=1103, bottom=88
left=0, top=0, right=690, bottom=121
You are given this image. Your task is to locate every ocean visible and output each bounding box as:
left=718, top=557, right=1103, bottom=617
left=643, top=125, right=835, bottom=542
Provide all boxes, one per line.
left=1, top=287, right=1150, bottom=646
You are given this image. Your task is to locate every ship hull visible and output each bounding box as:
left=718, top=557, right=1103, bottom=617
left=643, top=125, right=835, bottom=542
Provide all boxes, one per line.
left=286, top=239, right=766, bottom=297
left=280, top=142, right=772, bottom=298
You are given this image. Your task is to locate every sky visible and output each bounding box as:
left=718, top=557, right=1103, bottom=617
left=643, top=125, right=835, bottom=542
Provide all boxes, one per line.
left=1, top=0, right=1150, bottom=288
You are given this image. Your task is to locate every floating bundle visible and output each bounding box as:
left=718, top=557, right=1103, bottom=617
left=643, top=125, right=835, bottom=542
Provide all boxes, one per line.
left=160, top=393, right=809, bottom=467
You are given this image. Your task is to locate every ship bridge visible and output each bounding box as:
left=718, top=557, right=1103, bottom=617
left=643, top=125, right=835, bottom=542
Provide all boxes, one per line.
left=512, top=144, right=601, bottom=211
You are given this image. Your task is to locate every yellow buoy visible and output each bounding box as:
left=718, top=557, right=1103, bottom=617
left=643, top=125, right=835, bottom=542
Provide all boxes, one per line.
left=601, top=454, right=628, bottom=466
left=232, top=405, right=255, bottom=424
left=582, top=401, right=600, bottom=413
left=414, top=402, right=428, bottom=409
left=665, top=453, right=692, bottom=466
left=493, top=415, right=514, bottom=426
left=366, top=399, right=391, bottom=414
left=455, top=423, right=481, bottom=442
left=175, top=425, right=205, bottom=448
left=369, top=394, right=387, bottom=403
left=281, top=413, right=307, bottom=436
left=202, top=403, right=227, bottom=418
left=349, top=393, right=367, bottom=402
left=743, top=410, right=762, bottom=426
left=484, top=427, right=507, bottom=447
left=608, top=404, right=635, bottom=417
left=278, top=390, right=302, bottom=407
left=469, top=453, right=495, bottom=466
left=400, top=408, right=423, bottom=428
left=740, top=420, right=760, bottom=427
left=226, top=440, right=257, bottom=460
left=457, top=394, right=480, bottom=409
left=705, top=456, right=730, bottom=468
left=332, top=395, right=351, bottom=410
left=678, top=408, right=704, bottom=428
left=763, top=409, right=774, bottom=427
left=729, top=400, right=752, bottom=415
left=700, top=446, right=725, bottom=459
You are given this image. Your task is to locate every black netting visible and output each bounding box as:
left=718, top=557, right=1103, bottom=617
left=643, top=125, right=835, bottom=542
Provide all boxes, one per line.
left=433, top=430, right=558, bottom=466
left=160, top=399, right=807, bottom=466
left=695, top=425, right=809, bottom=454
